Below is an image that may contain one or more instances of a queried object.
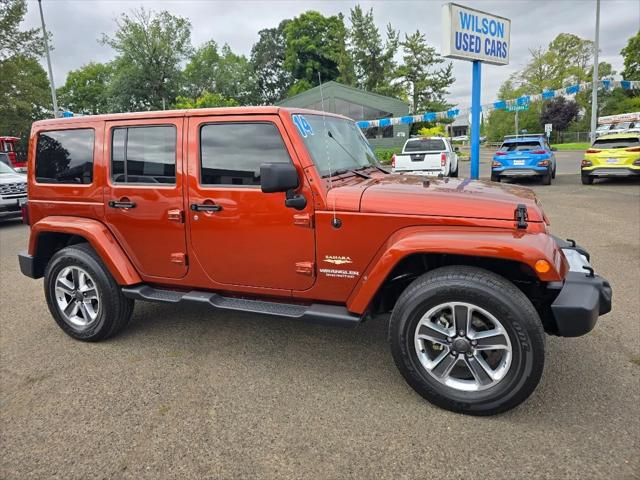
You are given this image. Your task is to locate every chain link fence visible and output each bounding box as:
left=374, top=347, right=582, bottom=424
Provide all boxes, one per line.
left=552, top=131, right=591, bottom=144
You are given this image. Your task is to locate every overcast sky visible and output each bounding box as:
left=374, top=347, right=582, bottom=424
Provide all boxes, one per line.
left=22, top=0, right=640, bottom=109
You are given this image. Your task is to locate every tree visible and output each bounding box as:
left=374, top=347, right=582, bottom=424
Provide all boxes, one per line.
left=540, top=96, right=579, bottom=132
left=102, top=8, right=193, bottom=111
left=0, top=0, right=44, bottom=60
left=397, top=30, right=454, bottom=113
left=250, top=20, right=292, bottom=104
left=347, top=6, right=400, bottom=96
left=284, top=11, right=354, bottom=95
left=183, top=40, right=220, bottom=99
left=174, top=92, right=238, bottom=109
left=57, top=62, right=113, bottom=114
left=621, top=31, right=640, bottom=80
left=215, top=44, right=256, bottom=105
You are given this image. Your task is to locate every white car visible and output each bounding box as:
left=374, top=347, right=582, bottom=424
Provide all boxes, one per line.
left=392, top=136, right=459, bottom=177
left=0, top=160, right=27, bottom=221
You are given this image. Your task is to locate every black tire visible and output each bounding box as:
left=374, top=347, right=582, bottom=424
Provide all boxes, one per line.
left=552, top=163, right=556, bottom=179
left=581, top=173, right=594, bottom=185
left=44, top=243, right=134, bottom=341
left=450, top=161, right=458, bottom=178
left=490, top=173, right=500, bottom=182
left=541, top=168, right=552, bottom=185
left=389, top=266, right=545, bottom=416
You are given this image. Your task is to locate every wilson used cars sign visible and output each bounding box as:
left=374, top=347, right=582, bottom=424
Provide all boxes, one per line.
left=441, top=3, right=511, bottom=65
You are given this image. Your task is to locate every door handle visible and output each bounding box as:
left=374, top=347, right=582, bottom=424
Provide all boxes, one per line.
left=190, top=203, right=222, bottom=212
left=108, top=200, right=136, bottom=209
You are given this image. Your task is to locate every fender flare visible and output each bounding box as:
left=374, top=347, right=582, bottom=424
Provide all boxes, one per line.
left=346, top=226, right=567, bottom=314
left=29, top=216, right=142, bottom=285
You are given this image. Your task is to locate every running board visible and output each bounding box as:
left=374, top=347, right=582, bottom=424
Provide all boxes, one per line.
left=121, top=285, right=363, bottom=328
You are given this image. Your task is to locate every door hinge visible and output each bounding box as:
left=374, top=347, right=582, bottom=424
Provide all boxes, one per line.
left=295, top=261, right=315, bottom=275
left=171, top=252, right=187, bottom=265
left=168, top=209, right=184, bottom=223
left=293, top=213, right=313, bottom=228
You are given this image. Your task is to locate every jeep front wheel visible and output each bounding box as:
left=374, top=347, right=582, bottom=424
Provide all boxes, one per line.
left=389, top=266, right=545, bottom=415
left=44, top=243, right=134, bottom=341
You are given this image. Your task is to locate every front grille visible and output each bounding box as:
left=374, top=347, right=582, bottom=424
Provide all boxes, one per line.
left=0, top=183, right=26, bottom=196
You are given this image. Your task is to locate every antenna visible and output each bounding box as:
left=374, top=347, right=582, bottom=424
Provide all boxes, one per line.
left=318, top=72, right=338, bottom=227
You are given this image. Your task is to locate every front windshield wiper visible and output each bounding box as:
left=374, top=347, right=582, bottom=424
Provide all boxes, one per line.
left=324, top=168, right=371, bottom=179
left=325, top=131, right=372, bottom=178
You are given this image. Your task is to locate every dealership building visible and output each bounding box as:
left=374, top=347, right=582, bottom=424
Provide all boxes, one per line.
left=278, top=81, right=410, bottom=149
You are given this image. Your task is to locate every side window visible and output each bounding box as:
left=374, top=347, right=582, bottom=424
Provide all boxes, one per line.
left=200, top=122, right=291, bottom=186
left=111, top=125, right=176, bottom=184
left=35, top=129, right=94, bottom=184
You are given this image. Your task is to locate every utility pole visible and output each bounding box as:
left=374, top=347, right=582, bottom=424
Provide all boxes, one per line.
left=590, top=0, right=600, bottom=142
left=38, top=0, right=59, bottom=118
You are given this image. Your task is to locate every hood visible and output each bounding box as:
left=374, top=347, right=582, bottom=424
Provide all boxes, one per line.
left=326, top=174, right=544, bottom=222
left=0, top=172, right=27, bottom=184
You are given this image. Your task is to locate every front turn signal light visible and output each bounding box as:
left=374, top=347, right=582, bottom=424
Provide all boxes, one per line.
left=535, top=259, right=551, bottom=274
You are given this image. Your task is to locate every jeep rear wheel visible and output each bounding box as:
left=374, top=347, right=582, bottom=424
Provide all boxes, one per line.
left=389, top=266, right=545, bottom=415
left=44, top=243, right=134, bottom=341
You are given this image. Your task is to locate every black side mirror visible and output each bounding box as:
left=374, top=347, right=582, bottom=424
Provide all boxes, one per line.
left=454, top=146, right=460, bottom=152
left=260, top=162, right=299, bottom=193
left=260, top=162, right=307, bottom=210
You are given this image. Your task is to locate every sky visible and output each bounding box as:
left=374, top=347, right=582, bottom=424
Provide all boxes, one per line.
left=22, top=0, right=640, bottom=109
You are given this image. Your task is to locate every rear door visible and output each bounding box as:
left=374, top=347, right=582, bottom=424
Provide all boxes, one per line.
left=103, top=118, right=188, bottom=280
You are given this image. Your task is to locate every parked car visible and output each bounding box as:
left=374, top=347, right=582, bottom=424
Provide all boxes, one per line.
left=0, top=160, right=27, bottom=221
left=491, top=134, right=557, bottom=185
left=392, top=136, right=459, bottom=177
left=18, top=107, right=611, bottom=416
left=0, top=136, right=26, bottom=172
left=581, top=132, right=640, bottom=184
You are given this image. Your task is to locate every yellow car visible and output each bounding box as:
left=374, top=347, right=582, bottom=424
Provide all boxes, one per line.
left=581, top=132, right=640, bottom=184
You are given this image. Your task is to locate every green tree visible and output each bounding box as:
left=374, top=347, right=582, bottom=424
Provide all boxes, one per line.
left=174, top=92, right=238, bottom=109
left=0, top=0, right=44, bottom=60
left=183, top=40, right=220, bottom=99
left=250, top=20, right=292, bottom=104
left=397, top=30, right=454, bottom=113
left=621, top=31, right=640, bottom=80
left=102, top=8, right=193, bottom=111
left=215, top=44, right=256, bottom=105
left=284, top=11, right=354, bottom=95
left=347, top=6, right=400, bottom=96
left=57, top=62, right=113, bottom=114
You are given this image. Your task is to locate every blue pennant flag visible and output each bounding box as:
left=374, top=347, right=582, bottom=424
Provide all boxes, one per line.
left=378, top=118, right=391, bottom=127
left=565, top=84, right=580, bottom=94
left=356, top=121, right=370, bottom=128
left=621, top=80, right=631, bottom=90
left=422, top=112, right=436, bottom=121
left=602, top=79, right=612, bottom=90
left=447, top=109, right=459, bottom=118
left=400, top=116, right=413, bottom=124
left=542, top=90, right=555, bottom=99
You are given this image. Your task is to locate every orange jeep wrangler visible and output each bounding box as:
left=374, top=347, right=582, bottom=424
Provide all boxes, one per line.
left=19, top=107, right=611, bottom=415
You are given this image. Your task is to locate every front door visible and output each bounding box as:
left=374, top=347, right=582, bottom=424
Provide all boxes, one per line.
left=187, top=115, right=315, bottom=291
left=104, top=118, right=188, bottom=280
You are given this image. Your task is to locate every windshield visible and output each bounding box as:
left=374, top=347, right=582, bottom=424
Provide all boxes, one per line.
left=293, top=114, right=378, bottom=177
left=611, top=122, right=632, bottom=130
left=500, top=141, right=543, bottom=151
left=592, top=137, right=639, bottom=149
left=404, top=138, right=446, bottom=152
left=0, top=161, right=16, bottom=174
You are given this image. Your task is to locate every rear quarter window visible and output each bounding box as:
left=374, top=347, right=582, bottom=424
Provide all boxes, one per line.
left=35, top=129, right=95, bottom=184
left=404, top=139, right=446, bottom=152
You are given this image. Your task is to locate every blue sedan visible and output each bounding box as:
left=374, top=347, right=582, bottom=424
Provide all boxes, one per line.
left=491, top=135, right=557, bottom=185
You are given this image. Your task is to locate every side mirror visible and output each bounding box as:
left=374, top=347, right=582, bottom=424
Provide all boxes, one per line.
left=454, top=146, right=460, bottom=152
left=260, top=162, right=307, bottom=210
left=260, top=162, right=299, bottom=193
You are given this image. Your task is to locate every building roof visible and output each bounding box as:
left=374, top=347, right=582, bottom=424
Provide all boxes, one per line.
left=450, top=114, right=469, bottom=127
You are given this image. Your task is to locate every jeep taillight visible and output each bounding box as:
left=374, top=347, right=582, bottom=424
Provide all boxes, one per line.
left=440, top=152, right=446, bottom=166
left=391, top=154, right=396, bottom=168
left=21, top=201, right=29, bottom=225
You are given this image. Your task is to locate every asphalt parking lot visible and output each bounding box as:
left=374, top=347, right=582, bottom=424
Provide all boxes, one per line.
left=1, top=153, right=639, bottom=479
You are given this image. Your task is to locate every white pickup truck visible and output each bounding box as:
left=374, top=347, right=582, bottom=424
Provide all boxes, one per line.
left=392, top=136, right=459, bottom=177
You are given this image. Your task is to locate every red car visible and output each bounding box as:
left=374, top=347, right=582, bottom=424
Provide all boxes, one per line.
left=18, top=107, right=611, bottom=415
left=0, top=136, right=25, bottom=172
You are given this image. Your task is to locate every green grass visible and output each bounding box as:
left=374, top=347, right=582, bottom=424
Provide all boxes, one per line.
left=551, top=142, right=590, bottom=151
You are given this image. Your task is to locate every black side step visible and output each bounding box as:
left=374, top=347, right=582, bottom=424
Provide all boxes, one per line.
left=121, top=285, right=363, bottom=328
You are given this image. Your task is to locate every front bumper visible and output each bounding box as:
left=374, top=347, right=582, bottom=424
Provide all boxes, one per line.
left=18, top=251, right=45, bottom=279
left=547, top=238, right=612, bottom=337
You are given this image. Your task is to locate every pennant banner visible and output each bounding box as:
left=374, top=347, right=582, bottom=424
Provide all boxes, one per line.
left=356, top=79, right=640, bottom=129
